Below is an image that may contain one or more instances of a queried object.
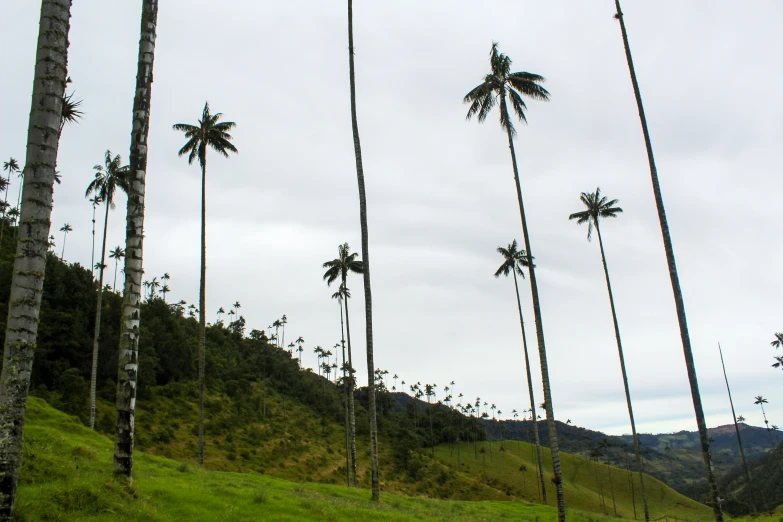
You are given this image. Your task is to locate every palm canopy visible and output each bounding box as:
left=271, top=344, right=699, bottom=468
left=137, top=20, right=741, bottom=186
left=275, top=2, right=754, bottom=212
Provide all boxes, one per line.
left=109, top=246, right=125, bottom=259
left=85, top=150, right=130, bottom=206
left=59, top=223, right=72, bottom=233
left=323, top=243, right=364, bottom=286
left=463, top=42, right=550, bottom=136
left=771, top=333, right=783, bottom=349
left=3, top=158, right=19, bottom=174
left=173, top=102, right=237, bottom=167
left=494, top=239, right=530, bottom=278
left=568, top=187, right=623, bottom=241
left=754, top=396, right=768, bottom=405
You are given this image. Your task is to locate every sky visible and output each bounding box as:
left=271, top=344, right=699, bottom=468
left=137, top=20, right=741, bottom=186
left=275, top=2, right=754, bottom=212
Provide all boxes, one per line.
left=1, top=1, right=781, bottom=436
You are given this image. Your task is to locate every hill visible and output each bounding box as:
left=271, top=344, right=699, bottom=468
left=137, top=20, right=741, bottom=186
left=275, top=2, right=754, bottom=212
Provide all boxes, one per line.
left=15, top=396, right=636, bottom=521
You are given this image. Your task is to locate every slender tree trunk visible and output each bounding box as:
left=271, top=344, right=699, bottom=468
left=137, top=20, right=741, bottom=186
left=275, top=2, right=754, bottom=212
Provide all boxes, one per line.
left=502, top=98, right=565, bottom=519
left=429, top=397, right=435, bottom=458
left=13, top=176, right=24, bottom=243
left=613, top=4, right=722, bottom=520
left=198, top=158, right=207, bottom=466
left=91, top=201, right=96, bottom=276
left=0, top=1, right=71, bottom=516
left=114, top=0, right=157, bottom=480
left=718, top=344, right=756, bottom=512
left=627, top=457, right=638, bottom=520
left=512, top=270, right=548, bottom=504
left=347, top=0, right=379, bottom=500
left=594, top=456, right=606, bottom=513
left=89, top=202, right=110, bottom=429
left=343, top=290, right=358, bottom=487
left=0, top=172, right=11, bottom=249
left=340, top=309, right=350, bottom=487
left=595, top=223, right=650, bottom=521
left=60, top=230, right=67, bottom=259
left=606, top=458, right=617, bottom=517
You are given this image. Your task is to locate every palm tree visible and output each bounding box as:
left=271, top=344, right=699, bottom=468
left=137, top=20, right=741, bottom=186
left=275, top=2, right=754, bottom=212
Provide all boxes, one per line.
left=425, top=383, right=437, bottom=457
left=174, top=102, right=237, bottom=466
left=161, top=272, right=170, bottom=301
left=217, top=307, right=226, bottom=324
left=568, top=187, right=650, bottom=520
left=86, top=150, right=130, bottom=430
left=332, top=285, right=356, bottom=486
left=771, top=333, right=783, bottom=370
left=324, top=245, right=363, bottom=486
left=346, top=0, right=380, bottom=500
left=612, top=4, right=722, bottom=519
left=58, top=223, right=72, bottom=260
left=464, top=41, right=563, bottom=519
left=1, top=158, right=19, bottom=248
left=233, top=301, right=241, bottom=319
left=108, top=247, right=125, bottom=290
left=295, top=336, right=305, bottom=368
left=754, top=395, right=783, bottom=480
left=494, top=239, right=547, bottom=502
left=280, top=314, right=288, bottom=349
left=114, top=0, right=159, bottom=480
left=0, top=1, right=72, bottom=515
left=717, top=344, right=756, bottom=512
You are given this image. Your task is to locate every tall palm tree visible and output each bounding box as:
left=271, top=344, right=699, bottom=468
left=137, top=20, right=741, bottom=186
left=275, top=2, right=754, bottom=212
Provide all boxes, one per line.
left=771, top=333, right=783, bottom=370
left=161, top=272, right=170, bottom=301
left=494, top=239, right=547, bottom=503
left=613, top=5, right=722, bottom=518
left=717, top=344, right=756, bottom=512
left=295, top=336, right=305, bottom=367
left=332, top=286, right=355, bottom=487
left=109, top=246, right=124, bottom=291
left=114, top=0, right=159, bottom=480
left=346, top=0, right=380, bottom=500
left=0, top=158, right=19, bottom=249
left=86, top=150, right=129, bottom=430
left=174, top=101, right=237, bottom=466
left=59, top=223, right=72, bottom=260
left=233, top=301, right=241, bottom=319
left=464, top=42, right=563, bottom=518
left=0, top=1, right=72, bottom=515
left=324, top=245, right=363, bottom=486
left=568, top=187, right=650, bottom=521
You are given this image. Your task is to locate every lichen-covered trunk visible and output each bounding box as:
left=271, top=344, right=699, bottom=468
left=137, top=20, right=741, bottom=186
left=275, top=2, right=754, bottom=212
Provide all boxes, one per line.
left=89, top=202, right=111, bottom=429
left=114, top=0, right=157, bottom=479
left=613, top=3, right=722, bottom=520
left=343, top=286, right=358, bottom=487
left=595, top=224, right=649, bottom=521
left=198, top=158, right=207, bottom=467
left=503, top=101, right=565, bottom=521
left=347, top=0, right=379, bottom=501
left=0, top=1, right=71, bottom=516
left=512, top=270, right=547, bottom=504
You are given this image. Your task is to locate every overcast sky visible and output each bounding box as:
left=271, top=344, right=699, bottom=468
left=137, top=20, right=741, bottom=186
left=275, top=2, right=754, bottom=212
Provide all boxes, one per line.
left=1, top=1, right=781, bottom=436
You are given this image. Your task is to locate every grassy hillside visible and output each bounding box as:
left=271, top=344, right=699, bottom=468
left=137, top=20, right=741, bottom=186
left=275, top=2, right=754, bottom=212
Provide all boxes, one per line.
left=433, top=441, right=713, bottom=521
left=16, top=397, right=635, bottom=522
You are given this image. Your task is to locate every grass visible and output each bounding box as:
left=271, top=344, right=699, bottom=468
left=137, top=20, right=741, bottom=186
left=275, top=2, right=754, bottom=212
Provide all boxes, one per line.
left=433, top=441, right=715, bottom=521
left=16, top=397, right=639, bottom=521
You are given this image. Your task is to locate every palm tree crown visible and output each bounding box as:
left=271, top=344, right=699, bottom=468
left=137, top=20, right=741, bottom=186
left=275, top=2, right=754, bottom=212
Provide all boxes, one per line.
left=85, top=151, right=130, bottom=207
left=59, top=223, right=72, bottom=234
left=323, top=243, right=364, bottom=285
left=568, top=187, right=623, bottom=241
left=494, top=239, right=530, bottom=279
left=464, top=42, right=550, bottom=136
left=173, top=102, right=237, bottom=168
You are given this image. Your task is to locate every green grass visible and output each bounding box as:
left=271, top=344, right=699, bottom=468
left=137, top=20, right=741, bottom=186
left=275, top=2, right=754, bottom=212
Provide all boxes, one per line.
left=17, top=397, right=645, bottom=521
left=433, top=441, right=715, bottom=521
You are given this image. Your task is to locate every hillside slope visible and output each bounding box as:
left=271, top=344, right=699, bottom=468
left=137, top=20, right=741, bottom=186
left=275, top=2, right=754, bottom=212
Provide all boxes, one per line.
left=16, top=397, right=635, bottom=522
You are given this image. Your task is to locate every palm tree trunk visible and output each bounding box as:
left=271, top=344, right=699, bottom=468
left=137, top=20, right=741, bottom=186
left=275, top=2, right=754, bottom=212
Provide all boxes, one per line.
left=0, top=1, right=71, bottom=516
left=198, top=158, right=207, bottom=467
left=502, top=97, right=565, bottom=519
left=339, top=304, right=351, bottom=487
left=613, top=4, right=722, bottom=520
left=91, top=201, right=96, bottom=276
left=89, top=202, right=111, bottom=429
left=114, top=0, right=157, bottom=480
left=606, top=458, right=617, bottom=517
left=512, top=270, right=548, bottom=504
left=347, top=0, right=379, bottom=499
left=718, top=344, right=756, bottom=512
left=60, top=230, right=66, bottom=259
left=0, top=172, right=11, bottom=249
left=113, top=258, right=119, bottom=291
left=343, top=288, right=359, bottom=487
left=595, top=223, right=650, bottom=521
